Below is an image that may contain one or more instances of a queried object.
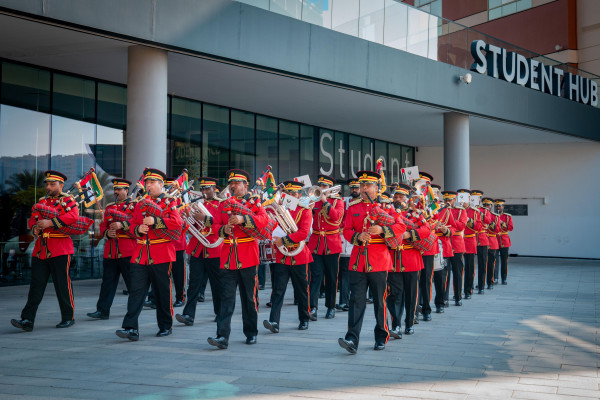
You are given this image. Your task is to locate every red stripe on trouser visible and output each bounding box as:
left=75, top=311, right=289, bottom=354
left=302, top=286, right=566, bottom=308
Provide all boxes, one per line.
left=383, top=286, right=389, bottom=343
left=306, top=264, right=311, bottom=315
left=428, top=268, right=434, bottom=302
left=413, top=282, right=419, bottom=324
left=169, top=262, right=174, bottom=317
left=253, top=273, right=259, bottom=312
left=66, top=255, right=75, bottom=317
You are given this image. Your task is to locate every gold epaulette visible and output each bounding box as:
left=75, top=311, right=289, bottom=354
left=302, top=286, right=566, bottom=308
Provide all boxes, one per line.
left=349, top=198, right=363, bottom=207
left=330, top=193, right=342, bottom=199
left=503, top=212, right=512, bottom=217
left=454, top=205, right=465, bottom=210
left=105, top=202, right=115, bottom=207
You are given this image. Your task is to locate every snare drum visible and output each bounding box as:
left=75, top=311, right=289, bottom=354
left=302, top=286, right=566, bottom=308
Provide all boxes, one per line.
left=259, top=240, right=277, bottom=264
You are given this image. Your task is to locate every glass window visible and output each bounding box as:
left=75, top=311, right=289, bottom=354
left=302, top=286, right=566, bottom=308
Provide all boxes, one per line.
left=50, top=116, right=96, bottom=188
left=383, top=0, right=408, bottom=51
left=362, top=137, right=374, bottom=171
left=256, top=115, right=278, bottom=182
left=401, top=146, right=414, bottom=169
left=171, top=98, right=202, bottom=180
left=237, top=0, right=270, bottom=9
left=318, top=129, right=334, bottom=177
left=517, top=0, right=532, bottom=12
left=52, top=73, right=95, bottom=123
left=374, top=139, right=388, bottom=180
left=388, top=143, right=402, bottom=184
left=231, top=109, right=255, bottom=179
left=332, top=0, right=359, bottom=36
left=407, top=7, right=430, bottom=58
left=97, top=83, right=126, bottom=130
left=359, top=0, right=384, bottom=44
left=202, top=104, right=230, bottom=187
left=334, top=131, right=348, bottom=182
left=300, top=124, right=318, bottom=182
left=94, top=125, right=123, bottom=179
left=1, top=62, right=51, bottom=113
left=428, top=14, right=440, bottom=61
left=0, top=105, right=50, bottom=240
left=271, top=0, right=302, bottom=19
left=348, top=134, right=362, bottom=178
left=278, top=120, right=299, bottom=181
left=302, top=0, right=332, bottom=29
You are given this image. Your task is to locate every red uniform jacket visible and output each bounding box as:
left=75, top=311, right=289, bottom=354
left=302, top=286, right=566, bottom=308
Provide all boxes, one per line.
left=476, top=207, right=492, bottom=247
left=308, top=196, right=344, bottom=255
left=186, top=198, right=224, bottom=259
left=486, top=213, right=501, bottom=250
left=276, top=205, right=313, bottom=266
left=28, top=193, right=79, bottom=260
left=449, top=206, right=467, bottom=254
left=130, top=197, right=182, bottom=265
left=171, top=197, right=187, bottom=252
left=217, top=195, right=271, bottom=269
left=463, top=207, right=483, bottom=254
left=344, top=199, right=406, bottom=273
left=100, top=200, right=136, bottom=259
left=391, top=209, right=431, bottom=272
left=424, top=206, right=455, bottom=258
left=498, top=212, right=514, bottom=248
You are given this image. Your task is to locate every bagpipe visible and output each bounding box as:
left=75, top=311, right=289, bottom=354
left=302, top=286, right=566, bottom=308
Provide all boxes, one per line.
left=32, top=201, right=94, bottom=236
left=222, top=195, right=276, bottom=241
left=365, top=202, right=402, bottom=249
left=138, top=197, right=183, bottom=241
left=399, top=208, right=436, bottom=253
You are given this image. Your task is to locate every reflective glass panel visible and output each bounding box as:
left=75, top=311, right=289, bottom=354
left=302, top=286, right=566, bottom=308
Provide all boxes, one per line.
left=50, top=116, right=96, bottom=188
left=362, top=137, right=374, bottom=171
left=359, top=0, right=384, bottom=44
left=401, top=146, right=414, bottom=168
left=318, top=128, right=334, bottom=177
left=256, top=115, right=278, bottom=182
left=332, top=0, right=359, bottom=36
left=1, top=62, right=50, bottom=113
left=171, top=98, right=202, bottom=180
left=348, top=134, right=362, bottom=178
left=407, top=7, right=430, bottom=58
left=374, top=140, right=388, bottom=180
left=383, top=0, right=408, bottom=51
left=334, top=131, right=348, bottom=182
left=388, top=143, right=402, bottom=184
left=202, top=104, right=230, bottom=187
left=52, top=73, right=95, bottom=123
left=300, top=124, right=318, bottom=181
left=236, top=0, right=269, bottom=10
left=279, top=120, right=299, bottom=181
left=97, top=83, right=126, bottom=130
left=94, top=125, right=124, bottom=183
left=231, top=109, right=255, bottom=178
left=271, top=0, right=302, bottom=18
left=302, top=0, right=332, bottom=28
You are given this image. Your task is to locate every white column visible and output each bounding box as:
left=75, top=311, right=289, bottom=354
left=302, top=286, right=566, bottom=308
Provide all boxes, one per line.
left=443, top=112, right=470, bottom=191
left=125, top=45, right=168, bottom=180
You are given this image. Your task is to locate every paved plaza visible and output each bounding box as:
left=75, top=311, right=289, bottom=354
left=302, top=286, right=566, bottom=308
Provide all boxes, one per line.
left=0, top=257, right=598, bottom=400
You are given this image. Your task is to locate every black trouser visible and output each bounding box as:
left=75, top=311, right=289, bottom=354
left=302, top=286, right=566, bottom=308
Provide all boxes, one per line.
left=477, top=245, right=488, bottom=290
left=386, top=270, right=419, bottom=330
left=433, top=265, right=448, bottom=308
left=464, top=253, right=475, bottom=295
left=309, top=253, right=339, bottom=310
left=123, top=262, right=172, bottom=331
left=183, top=256, right=221, bottom=319
left=171, top=250, right=186, bottom=303
left=494, top=251, right=500, bottom=281
left=338, top=257, right=350, bottom=305
left=216, top=266, right=258, bottom=340
left=487, top=248, right=497, bottom=287
left=269, top=263, right=310, bottom=324
left=96, top=257, right=131, bottom=316
left=443, top=262, right=451, bottom=302
left=22, top=255, right=74, bottom=322
left=346, top=270, right=388, bottom=345
left=449, top=253, right=464, bottom=300
left=499, top=247, right=510, bottom=282
left=419, top=255, right=434, bottom=315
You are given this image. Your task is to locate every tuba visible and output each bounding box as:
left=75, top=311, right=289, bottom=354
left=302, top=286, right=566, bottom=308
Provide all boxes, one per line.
left=264, top=192, right=305, bottom=257
left=182, top=191, right=223, bottom=249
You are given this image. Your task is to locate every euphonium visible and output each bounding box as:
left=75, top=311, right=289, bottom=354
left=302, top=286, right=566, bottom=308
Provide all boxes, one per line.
left=183, top=193, right=223, bottom=249
left=264, top=195, right=305, bottom=257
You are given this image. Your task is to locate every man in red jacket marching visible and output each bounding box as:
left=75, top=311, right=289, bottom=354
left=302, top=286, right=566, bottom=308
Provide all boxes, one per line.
left=263, top=181, right=313, bottom=333
left=11, top=170, right=79, bottom=332
left=460, top=189, right=482, bottom=300
left=483, top=197, right=501, bottom=290
left=472, top=190, right=492, bottom=295
left=87, top=178, right=135, bottom=320
left=338, top=171, right=406, bottom=354
left=442, top=190, right=468, bottom=306
left=495, top=199, right=514, bottom=285
left=116, top=168, right=182, bottom=341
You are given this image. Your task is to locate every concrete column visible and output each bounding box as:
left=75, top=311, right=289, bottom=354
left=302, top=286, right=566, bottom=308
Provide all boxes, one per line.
left=443, top=112, right=470, bottom=191
left=125, top=45, right=168, bottom=181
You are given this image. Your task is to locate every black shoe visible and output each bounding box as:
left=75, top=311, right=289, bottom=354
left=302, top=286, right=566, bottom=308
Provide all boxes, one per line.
left=423, top=313, right=432, bottom=321
left=417, top=305, right=423, bottom=314
left=335, top=303, right=345, bottom=311
left=436, top=306, right=444, bottom=314
left=263, top=320, right=279, bottom=333
left=374, top=342, right=385, bottom=351
left=213, top=315, right=218, bottom=322
left=455, top=300, right=463, bottom=306
left=266, top=302, right=272, bottom=308
left=116, top=328, right=139, bottom=341
left=342, top=304, right=349, bottom=311
left=144, top=300, right=156, bottom=309
left=175, top=314, right=194, bottom=326
left=487, top=285, right=492, bottom=290
left=319, top=292, right=326, bottom=299
left=478, top=289, right=484, bottom=294
left=87, top=311, right=109, bottom=320
left=156, top=328, right=172, bottom=337
left=465, top=294, right=472, bottom=299
left=494, top=279, right=499, bottom=284
left=444, top=300, right=449, bottom=307
left=173, top=300, right=184, bottom=308
left=122, top=290, right=129, bottom=295
left=293, top=300, right=298, bottom=305
left=413, top=318, right=419, bottom=325
left=366, top=297, right=373, bottom=304
left=56, top=320, right=75, bottom=328
left=404, top=327, right=414, bottom=335
left=309, top=308, right=317, bottom=321
left=245, top=336, right=257, bottom=345
left=197, top=295, right=205, bottom=302
left=338, top=338, right=357, bottom=354
left=298, top=321, right=309, bottom=330
left=207, top=336, right=228, bottom=349
left=502, top=281, right=507, bottom=285
left=10, top=319, right=33, bottom=332
left=325, top=308, right=335, bottom=319
left=389, top=326, right=402, bottom=340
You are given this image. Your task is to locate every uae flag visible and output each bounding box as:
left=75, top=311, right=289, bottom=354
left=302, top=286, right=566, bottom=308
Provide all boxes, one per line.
left=77, top=170, right=104, bottom=208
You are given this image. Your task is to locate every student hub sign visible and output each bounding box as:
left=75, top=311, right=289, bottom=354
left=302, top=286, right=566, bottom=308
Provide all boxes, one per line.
left=470, top=40, right=598, bottom=107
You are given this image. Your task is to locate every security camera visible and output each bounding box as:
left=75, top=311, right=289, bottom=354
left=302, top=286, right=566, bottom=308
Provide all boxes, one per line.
left=459, top=73, right=472, bottom=84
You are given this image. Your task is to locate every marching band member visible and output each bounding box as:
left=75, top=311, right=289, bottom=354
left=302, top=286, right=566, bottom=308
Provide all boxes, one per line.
left=430, top=184, right=456, bottom=314
left=207, top=169, right=274, bottom=349
left=471, top=190, right=492, bottom=295
left=263, top=181, right=313, bottom=333
left=483, top=198, right=501, bottom=290
left=417, top=172, right=436, bottom=322
left=116, top=168, right=183, bottom=341
left=460, top=189, right=482, bottom=300
left=442, top=190, right=468, bottom=306
left=176, top=177, right=224, bottom=326
left=495, top=199, right=513, bottom=285
left=338, top=171, right=406, bottom=353
left=166, top=177, right=188, bottom=308
left=87, top=178, right=135, bottom=320
left=11, top=170, right=80, bottom=331
left=336, top=180, right=360, bottom=312
left=308, top=174, right=344, bottom=321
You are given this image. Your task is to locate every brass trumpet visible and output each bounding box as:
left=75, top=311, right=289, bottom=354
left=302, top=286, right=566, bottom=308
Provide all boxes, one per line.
left=299, top=185, right=341, bottom=207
